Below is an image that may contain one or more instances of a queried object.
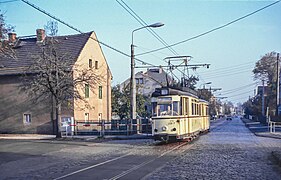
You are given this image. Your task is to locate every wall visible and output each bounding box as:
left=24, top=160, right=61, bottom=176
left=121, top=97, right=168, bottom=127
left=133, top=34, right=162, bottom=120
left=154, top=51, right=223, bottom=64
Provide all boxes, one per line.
left=0, top=75, right=54, bottom=134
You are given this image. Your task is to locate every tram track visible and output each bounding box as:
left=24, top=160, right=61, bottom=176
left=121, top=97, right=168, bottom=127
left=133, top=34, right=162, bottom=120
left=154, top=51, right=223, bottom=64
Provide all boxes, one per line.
left=53, top=140, right=193, bottom=180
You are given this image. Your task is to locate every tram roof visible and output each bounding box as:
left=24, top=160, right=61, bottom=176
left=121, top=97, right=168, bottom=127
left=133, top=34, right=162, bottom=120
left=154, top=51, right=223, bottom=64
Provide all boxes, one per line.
left=152, top=87, right=198, bottom=98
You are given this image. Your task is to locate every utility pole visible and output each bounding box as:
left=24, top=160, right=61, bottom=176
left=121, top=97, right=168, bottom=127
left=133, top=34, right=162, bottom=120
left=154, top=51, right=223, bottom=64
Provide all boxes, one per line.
left=276, top=53, right=280, bottom=116
left=262, top=79, right=265, bottom=116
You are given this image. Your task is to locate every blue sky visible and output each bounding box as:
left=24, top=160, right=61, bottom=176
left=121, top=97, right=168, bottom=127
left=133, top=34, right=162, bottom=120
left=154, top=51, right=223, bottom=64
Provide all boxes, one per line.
left=1, top=0, right=281, bottom=105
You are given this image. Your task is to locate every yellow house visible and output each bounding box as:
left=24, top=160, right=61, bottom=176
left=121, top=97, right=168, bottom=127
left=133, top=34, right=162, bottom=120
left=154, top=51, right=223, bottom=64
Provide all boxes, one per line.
left=0, top=29, right=112, bottom=134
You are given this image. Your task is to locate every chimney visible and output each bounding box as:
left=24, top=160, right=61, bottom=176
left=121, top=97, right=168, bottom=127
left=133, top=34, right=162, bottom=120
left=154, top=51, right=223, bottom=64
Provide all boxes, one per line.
left=159, top=67, right=163, bottom=73
left=8, top=32, right=17, bottom=43
left=36, top=29, right=46, bottom=42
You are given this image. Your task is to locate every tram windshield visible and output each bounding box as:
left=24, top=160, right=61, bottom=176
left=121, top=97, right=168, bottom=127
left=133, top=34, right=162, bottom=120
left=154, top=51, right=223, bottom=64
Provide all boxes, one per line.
left=152, top=98, right=179, bottom=117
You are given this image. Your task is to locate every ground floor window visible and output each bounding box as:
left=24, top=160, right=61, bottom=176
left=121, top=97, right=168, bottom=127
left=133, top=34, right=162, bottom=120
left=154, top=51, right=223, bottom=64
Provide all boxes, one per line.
left=23, top=113, right=31, bottom=124
left=85, top=113, right=89, bottom=122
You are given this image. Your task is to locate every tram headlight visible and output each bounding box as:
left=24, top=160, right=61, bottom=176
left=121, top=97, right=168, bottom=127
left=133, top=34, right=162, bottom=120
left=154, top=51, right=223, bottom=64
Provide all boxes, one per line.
left=162, top=126, right=168, bottom=131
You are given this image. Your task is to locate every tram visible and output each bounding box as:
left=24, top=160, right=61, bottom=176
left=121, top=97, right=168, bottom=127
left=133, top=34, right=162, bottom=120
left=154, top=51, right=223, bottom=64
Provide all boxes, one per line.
left=151, top=87, right=210, bottom=142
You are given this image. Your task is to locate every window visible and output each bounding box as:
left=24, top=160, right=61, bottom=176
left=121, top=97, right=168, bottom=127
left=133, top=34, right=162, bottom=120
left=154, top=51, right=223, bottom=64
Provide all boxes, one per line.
left=99, top=86, right=102, bottom=99
left=185, top=98, right=189, bottom=115
left=139, top=78, right=144, bottom=84
left=23, top=113, right=31, bottom=124
left=85, top=84, right=89, bottom=98
left=98, top=113, right=102, bottom=120
left=136, top=78, right=144, bottom=84
left=95, top=61, right=98, bottom=69
left=173, top=101, right=179, bottom=116
left=85, top=113, right=89, bottom=122
left=89, top=59, right=92, bottom=68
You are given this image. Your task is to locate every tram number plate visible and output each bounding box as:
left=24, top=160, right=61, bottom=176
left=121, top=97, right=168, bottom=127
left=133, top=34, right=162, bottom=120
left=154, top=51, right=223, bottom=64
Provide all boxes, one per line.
left=167, top=120, right=175, bottom=125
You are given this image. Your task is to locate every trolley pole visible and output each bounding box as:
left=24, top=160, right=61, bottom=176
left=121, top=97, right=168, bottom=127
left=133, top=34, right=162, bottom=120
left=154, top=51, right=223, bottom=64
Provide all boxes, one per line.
left=276, top=53, right=280, bottom=116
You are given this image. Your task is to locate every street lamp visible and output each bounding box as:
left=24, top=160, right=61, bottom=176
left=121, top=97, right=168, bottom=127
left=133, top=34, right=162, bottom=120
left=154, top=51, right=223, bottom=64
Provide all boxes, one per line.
left=130, top=22, right=164, bottom=121
left=200, top=82, right=212, bottom=89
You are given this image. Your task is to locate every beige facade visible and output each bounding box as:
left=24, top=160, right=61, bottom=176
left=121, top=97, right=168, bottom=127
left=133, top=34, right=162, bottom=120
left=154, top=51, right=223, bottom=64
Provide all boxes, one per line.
left=72, top=32, right=112, bottom=122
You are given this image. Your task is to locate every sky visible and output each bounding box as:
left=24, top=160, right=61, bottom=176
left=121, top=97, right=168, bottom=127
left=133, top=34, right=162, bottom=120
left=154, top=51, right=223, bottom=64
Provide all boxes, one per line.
left=1, top=0, right=281, bottom=105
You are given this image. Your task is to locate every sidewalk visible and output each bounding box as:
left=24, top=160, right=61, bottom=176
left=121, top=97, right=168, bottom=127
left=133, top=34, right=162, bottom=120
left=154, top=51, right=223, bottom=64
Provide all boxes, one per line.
left=0, top=133, right=153, bottom=141
left=242, top=118, right=281, bottom=167
left=242, top=118, right=281, bottom=139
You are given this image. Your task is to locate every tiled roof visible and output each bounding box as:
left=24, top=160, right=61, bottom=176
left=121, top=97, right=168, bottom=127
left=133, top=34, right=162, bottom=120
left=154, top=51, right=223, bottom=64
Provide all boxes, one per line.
left=0, top=32, right=92, bottom=75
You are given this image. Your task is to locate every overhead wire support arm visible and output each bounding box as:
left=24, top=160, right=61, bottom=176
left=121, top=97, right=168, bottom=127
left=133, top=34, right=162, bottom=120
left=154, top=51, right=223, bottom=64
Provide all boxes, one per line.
left=135, top=63, right=210, bottom=69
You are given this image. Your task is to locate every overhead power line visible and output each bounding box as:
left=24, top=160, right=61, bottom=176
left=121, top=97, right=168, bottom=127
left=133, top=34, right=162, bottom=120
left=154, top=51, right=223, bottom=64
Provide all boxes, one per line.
left=199, top=61, right=254, bottom=74
left=199, top=66, right=253, bottom=77
left=221, top=82, right=257, bottom=94
left=116, top=0, right=178, bottom=56
left=204, top=69, right=251, bottom=79
left=0, top=0, right=18, bottom=3
left=136, top=0, right=281, bottom=56
left=20, top=0, right=153, bottom=66
left=116, top=0, right=201, bottom=83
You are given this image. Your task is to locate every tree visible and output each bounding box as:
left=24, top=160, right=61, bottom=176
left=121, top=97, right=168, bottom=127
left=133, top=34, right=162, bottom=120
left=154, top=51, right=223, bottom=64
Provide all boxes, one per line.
left=223, top=101, right=234, bottom=115
left=21, top=22, right=102, bottom=138
left=252, top=52, right=278, bottom=116
left=111, top=84, right=130, bottom=120
left=0, top=10, right=15, bottom=57
left=111, top=84, right=150, bottom=120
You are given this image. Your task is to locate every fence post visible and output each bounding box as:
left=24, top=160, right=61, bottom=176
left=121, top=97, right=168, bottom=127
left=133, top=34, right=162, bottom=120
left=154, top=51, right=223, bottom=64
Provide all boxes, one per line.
left=71, top=117, right=74, bottom=136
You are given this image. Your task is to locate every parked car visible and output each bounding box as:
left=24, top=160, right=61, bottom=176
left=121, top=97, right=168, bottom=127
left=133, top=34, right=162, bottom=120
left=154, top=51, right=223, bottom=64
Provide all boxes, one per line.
left=226, top=115, right=232, bottom=120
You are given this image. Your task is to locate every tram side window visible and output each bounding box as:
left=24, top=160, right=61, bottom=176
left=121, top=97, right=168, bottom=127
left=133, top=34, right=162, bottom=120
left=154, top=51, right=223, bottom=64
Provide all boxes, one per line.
left=173, top=101, right=179, bottom=116
left=185, top=98, right=189, bottom=115
left=192, top=103, right=194, bottom=115
left=152, top=102, right=157, bottom=116
left=180, top=99, right=183, bottom=115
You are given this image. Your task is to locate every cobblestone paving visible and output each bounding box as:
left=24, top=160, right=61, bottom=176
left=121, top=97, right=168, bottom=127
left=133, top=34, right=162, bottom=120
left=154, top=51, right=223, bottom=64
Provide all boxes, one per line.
left=145, top=118, right=281, bottom=180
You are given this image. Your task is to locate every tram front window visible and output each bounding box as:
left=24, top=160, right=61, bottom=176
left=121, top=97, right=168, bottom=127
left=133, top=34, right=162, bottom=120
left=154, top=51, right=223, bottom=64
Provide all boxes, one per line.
left=157, top=103, right=179, bottom=116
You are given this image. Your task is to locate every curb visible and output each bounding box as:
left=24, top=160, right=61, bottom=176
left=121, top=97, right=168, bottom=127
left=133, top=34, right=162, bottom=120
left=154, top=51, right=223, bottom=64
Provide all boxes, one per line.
left=253, top=132, right=281, bottom=140
left=0, top=134, right=56, bottom=140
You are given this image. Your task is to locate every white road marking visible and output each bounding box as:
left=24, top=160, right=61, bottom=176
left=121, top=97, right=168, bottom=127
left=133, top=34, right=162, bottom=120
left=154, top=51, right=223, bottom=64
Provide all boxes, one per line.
left=53, top=153, right=132, bottom=180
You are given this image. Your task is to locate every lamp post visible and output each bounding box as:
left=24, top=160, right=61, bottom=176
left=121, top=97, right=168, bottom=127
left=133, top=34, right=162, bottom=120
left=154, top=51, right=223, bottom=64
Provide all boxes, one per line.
left=201, top=82, right=212, bottom=89
left=130, top=22, right=164, bottom=125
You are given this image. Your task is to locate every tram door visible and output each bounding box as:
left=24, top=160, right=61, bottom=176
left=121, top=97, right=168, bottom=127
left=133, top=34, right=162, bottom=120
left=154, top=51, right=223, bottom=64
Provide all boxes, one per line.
left=181, top=97, right=189, bottom=135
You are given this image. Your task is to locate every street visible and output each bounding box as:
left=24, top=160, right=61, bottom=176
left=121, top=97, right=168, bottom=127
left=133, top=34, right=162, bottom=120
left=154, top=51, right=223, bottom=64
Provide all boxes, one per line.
left=0, top=117, right=280, bottom=179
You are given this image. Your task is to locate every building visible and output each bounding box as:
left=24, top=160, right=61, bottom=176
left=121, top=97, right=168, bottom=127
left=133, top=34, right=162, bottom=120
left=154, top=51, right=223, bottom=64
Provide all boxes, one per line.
left=120, top=68, right=173, bottom=97
left=0, top=29, right=112, bottom=134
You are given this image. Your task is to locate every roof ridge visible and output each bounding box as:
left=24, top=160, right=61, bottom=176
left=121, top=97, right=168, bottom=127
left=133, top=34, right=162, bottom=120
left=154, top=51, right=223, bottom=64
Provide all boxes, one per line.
left=17, top=31, right=94, bottom=40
